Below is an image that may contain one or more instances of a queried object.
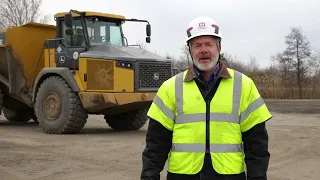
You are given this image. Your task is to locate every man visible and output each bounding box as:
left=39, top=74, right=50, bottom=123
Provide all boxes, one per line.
left=141, top=16, right=272, bottom=180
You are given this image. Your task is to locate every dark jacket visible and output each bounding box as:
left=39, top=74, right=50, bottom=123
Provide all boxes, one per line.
left=141, top=62, right=270, bottom=180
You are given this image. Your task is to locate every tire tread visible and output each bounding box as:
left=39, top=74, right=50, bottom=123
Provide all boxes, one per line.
left=35, top=76, right=88, bottom=134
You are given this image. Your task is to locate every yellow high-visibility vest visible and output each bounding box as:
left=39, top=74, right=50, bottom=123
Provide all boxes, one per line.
left=147, top=68, right=272, bottom=175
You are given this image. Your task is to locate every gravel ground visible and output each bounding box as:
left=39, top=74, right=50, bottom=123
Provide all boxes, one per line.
left=0, top=99, right=319, bottom=180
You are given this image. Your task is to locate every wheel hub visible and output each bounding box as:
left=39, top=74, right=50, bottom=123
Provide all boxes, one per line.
left=44, top=92, right=61, bottom=120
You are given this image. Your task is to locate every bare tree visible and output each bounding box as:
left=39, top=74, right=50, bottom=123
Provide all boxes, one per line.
left=245, top=56, right=260, bottom=76
left=0, top=0, right=50, bottom=29
left=179, top=45, right=192, bottom=66
left=166, top=53, right=184, bottom=75
left=308, top=53, right=320, bottom=96
left=223, top=56, right=248, bottom=74
left=272, top=27, right=312, bottom=98
left=271, top=52, right=294, bottom=91
left=284, top=27, right=311, bottom=98
left=307, top=51, right=320, bottom=76
left=220, top=52, right=233, bottom=63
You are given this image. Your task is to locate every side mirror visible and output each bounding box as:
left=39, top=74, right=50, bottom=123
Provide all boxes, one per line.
left=64, top=13, right=73, bottom=28
left=146, top=36, right=151, bottom=43
left=146, top=24, right=151, bottom=37
left=65, top=28, right=74, bottom=35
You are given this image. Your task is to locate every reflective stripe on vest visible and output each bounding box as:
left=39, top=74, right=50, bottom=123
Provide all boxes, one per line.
left=171, top=143, right=243, bottom=153
left=152, top=95, right=176, bottom=120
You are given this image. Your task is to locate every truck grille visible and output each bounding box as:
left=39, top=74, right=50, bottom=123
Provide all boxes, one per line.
left=137, top=62, right=172, bottom=90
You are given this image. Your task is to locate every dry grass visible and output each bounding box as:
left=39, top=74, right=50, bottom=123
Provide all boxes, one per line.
left=253, top=77, right=320, bottom=99
left=250, top=74, right=320, bottom=99
left=257, top=86, right=320, bottom=99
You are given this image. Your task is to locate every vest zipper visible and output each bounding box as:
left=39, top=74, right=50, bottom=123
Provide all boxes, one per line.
left=205, top=100, right=210, bottom=153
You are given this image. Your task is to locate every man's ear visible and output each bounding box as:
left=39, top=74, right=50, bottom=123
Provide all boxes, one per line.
left=216, top=38, right=222, bottom=52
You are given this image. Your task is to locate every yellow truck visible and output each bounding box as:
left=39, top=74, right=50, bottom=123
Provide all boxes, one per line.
left=0, top=9, right=172, bottom=134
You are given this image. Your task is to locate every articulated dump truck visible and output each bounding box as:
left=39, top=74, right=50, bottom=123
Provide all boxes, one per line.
left=0, top=10, right=172, bottom=134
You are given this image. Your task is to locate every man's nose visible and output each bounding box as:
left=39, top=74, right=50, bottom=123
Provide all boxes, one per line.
left=200, top=47, right=209, bottom=54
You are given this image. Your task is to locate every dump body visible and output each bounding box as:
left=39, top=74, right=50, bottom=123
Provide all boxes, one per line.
left=0, top=23, right=56, bottom=106
left=0, top=23, right=56, bottom=88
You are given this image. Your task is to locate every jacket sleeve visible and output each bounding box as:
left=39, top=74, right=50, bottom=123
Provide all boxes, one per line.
left=239, top=77, right=272, bottom=180
left=242, top=121, right=270, bottom=180
left=141, top=118, right=173, bottom=180
left=140, top=81, right=176, bottom=180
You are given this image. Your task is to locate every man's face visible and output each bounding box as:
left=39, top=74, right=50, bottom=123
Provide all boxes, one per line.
left=189, top=35, right=221, bottom=71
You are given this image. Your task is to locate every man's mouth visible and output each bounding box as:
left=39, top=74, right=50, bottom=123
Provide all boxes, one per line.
left=200, top=58, right=210, bottom=61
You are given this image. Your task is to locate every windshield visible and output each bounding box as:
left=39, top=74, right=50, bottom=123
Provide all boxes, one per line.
left=61, top=17, right=124, bottom=47
left=86, top=18, right=124, bottom=46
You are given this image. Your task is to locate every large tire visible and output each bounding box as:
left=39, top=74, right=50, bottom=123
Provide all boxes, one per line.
left=2, top=107, right=32, bottom=122
left=34, top=76, right=88, bottom=134
left=104, top=109, right=148, bottom=131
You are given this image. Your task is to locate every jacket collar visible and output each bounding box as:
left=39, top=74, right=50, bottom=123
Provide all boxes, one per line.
left=183, top=60, right=232, bottom=82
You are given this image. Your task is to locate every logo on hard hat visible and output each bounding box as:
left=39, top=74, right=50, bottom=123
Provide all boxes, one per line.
left=199, top=22, right=205, bottom=27
left=198, top=22, right=207, bottom=29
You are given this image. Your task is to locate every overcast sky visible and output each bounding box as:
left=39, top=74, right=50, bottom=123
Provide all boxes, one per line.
left=42, top=0, right=320, bottom=67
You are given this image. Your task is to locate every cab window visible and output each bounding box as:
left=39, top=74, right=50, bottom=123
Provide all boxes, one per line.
left=61, top=18, right=86, bottom=47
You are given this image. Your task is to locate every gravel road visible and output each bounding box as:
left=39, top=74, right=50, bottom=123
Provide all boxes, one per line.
left=0, top=99, right=319, bottom=180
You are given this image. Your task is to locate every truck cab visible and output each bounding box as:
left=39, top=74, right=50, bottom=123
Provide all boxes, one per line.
left=51, top=10, right=151, bottom=69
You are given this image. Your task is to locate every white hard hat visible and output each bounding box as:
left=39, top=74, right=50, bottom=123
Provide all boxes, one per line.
left=186, top=16, right=223, bottom=43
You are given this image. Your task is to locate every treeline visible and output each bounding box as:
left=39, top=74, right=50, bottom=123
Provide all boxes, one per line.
left=165, top=27, right=320, bottom=99
left=0, top=0, right=50, bottom=29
